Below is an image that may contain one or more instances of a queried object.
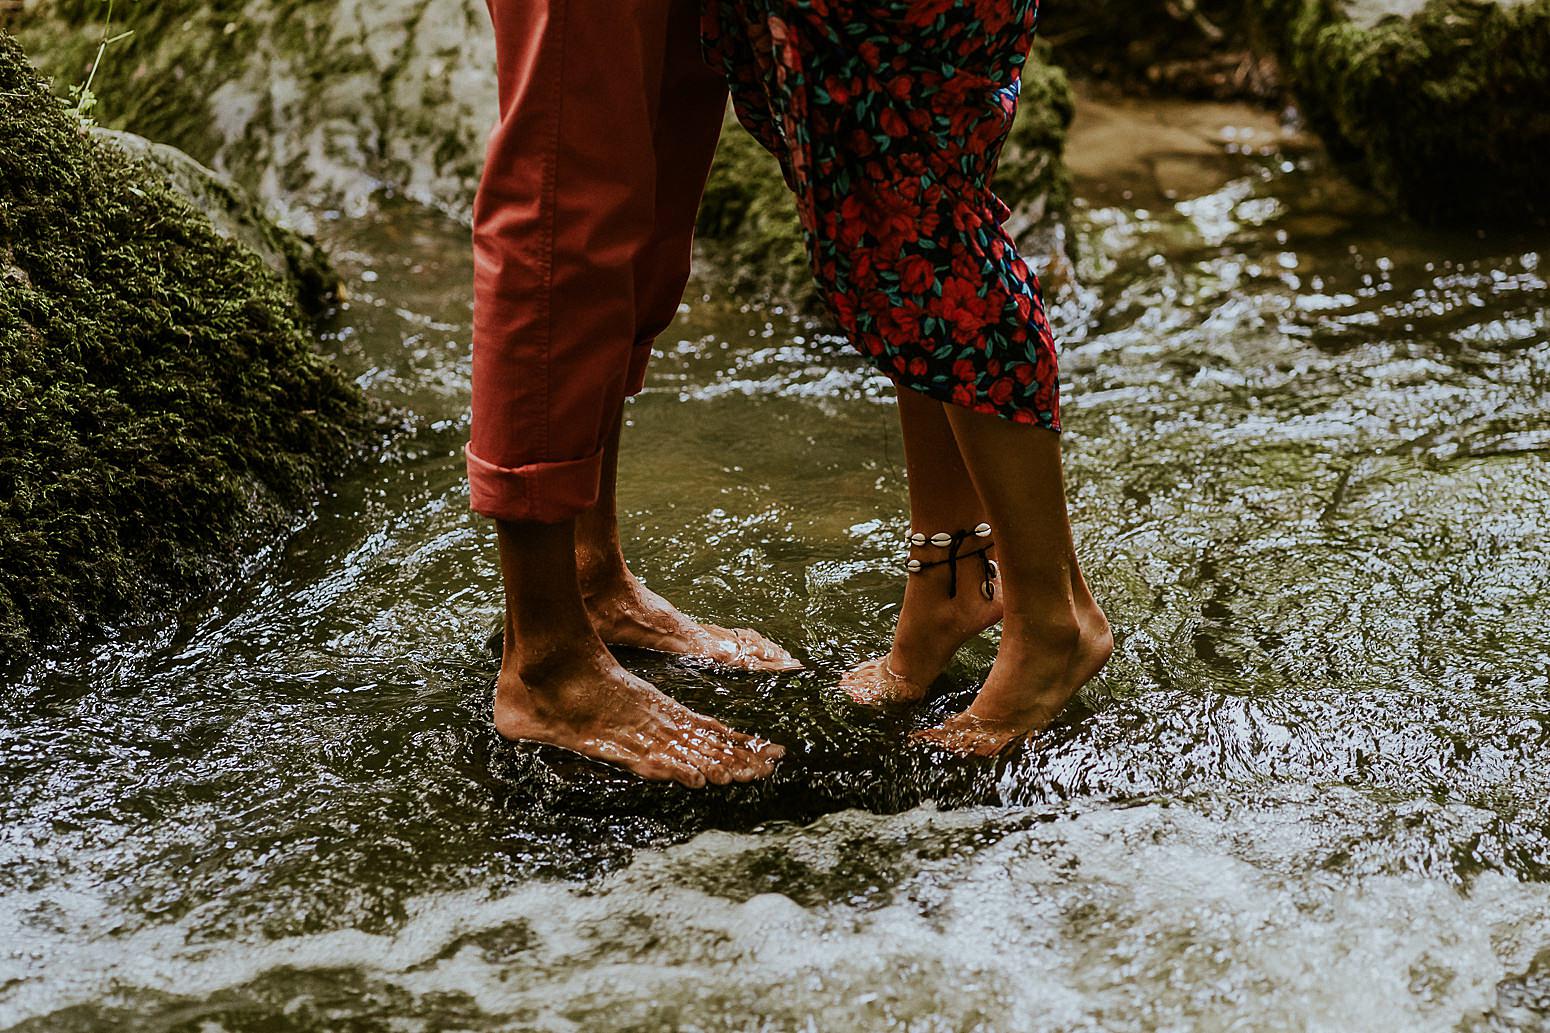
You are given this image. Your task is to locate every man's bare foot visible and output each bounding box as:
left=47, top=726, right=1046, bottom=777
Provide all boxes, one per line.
left=912, top=597, right=1112, bottom=757
left=495, top=638, right=785, bottom=787
left=841, top=563, right=1003, bottom=705
left=577, top=562, right=802, bottom=673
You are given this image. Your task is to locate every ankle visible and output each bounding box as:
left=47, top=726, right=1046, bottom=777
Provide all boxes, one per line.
left=505, top=615, right=602, bottom=681
left=1000, top=609, right=1083, bottom=657
left=575, top=548, right=631, bottom=599
left=904, top=549, right=999, bottom=605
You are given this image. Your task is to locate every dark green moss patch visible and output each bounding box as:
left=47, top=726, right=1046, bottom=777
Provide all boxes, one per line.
left=695, top=121, right=815, bottom=309
left=0, top=33, right=377, bottom=664
left=97, top=128, right=341, bottom=315
left=1247, top=0, right=1550, bottom=224
left=994, top=53, right=1076, bottom=219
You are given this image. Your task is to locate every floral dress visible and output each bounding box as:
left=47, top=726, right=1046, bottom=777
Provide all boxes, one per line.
left=701, top=0, right=1060, bottom=429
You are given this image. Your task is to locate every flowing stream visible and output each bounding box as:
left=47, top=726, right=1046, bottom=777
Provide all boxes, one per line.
left=4, top=92, right=1550, bottom=1031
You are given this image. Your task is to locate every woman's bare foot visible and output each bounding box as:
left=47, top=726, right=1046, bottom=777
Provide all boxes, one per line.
left=912, top=597, right=1112, bottom=757
left=495, top=639, right=785, bottom=787
left=577, top=562, right=802, bottom=673
left=841, top=561, right=1003, bottom=705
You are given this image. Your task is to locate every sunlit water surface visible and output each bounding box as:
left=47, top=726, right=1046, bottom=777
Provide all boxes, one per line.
left=4, top=94, right=1550, bottom=1031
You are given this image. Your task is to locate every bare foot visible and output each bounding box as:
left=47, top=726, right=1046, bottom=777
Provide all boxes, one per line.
left=841, top=563, right=1003, bottom=705
left=579, top=565, right=802, bottom=673
left=495, top=639, right=785, bottom=787
left=913, top=598, right=1112, bottom=757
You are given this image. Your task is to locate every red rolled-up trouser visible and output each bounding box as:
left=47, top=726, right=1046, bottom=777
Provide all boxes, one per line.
left=466, top=0, right=727, bottom=523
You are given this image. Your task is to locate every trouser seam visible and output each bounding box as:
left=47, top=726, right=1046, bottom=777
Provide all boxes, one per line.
left=534, top=0, right=569, bottom=515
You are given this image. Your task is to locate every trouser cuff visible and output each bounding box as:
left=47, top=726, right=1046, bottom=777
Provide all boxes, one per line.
left=465, top=443, right=603, bottom=523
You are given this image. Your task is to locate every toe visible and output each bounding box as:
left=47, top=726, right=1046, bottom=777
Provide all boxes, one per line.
left=726, top=728, right=785, bottom=763
left=699, top=624, right=802, bottom=672
left=909, top=726, right=953, bottom=751
left=727, top=749, right=770, bottom=783
left=693, top=752, right=737, bottom=786
left=749, top=736, right=785, bottom=762
left=683, top=731, right=742, bottom=785
left=708, top=730, right=779, bottom=781
left=691, top=712, right=735, bottom=737
left=721, top=735, right=780, bottom=780
left=672, top=761, right=709, bottom=788
left=632, top=750, right=708, bottom=787
left=733, top=629, right=803, bottom=671
left=656, top=745, right=710, bottom=788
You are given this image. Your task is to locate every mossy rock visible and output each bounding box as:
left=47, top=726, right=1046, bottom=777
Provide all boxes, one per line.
left=695, top=51, right=1076, bottom=312
left=92, top=128, right=340, bottom=314
left=0, top=32, right=379, bottom=665
left=996, top=55, right=1076, bottom=221
left=1246, top=0, right=1550, bottom=224
left=11, top=0, right=497, bottom=215
left=695, top=122, right=816, bottom=309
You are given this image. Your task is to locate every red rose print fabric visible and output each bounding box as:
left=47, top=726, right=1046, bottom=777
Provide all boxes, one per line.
left=701, top=0, right=1060, bottom=429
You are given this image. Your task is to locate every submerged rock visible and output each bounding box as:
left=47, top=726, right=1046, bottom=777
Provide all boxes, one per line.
left=1246, top=0, right=1550, bottom=224
left=0, top=34, right=379, bottom=664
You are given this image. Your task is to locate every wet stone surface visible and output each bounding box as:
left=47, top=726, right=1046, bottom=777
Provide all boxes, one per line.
left=3, top=95, right=1550, bottom=1030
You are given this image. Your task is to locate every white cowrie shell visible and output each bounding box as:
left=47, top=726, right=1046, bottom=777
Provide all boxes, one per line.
left=929, top=532, right=953, bottom=547
left=907, top=532, right=928, bottom=547
left=974, top=522, right=992, bottom=537
left=905, top=558, right=923, bottom=573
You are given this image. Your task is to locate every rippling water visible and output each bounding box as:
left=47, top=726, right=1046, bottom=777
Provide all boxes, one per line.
left=4, top=93, right=1549, bottom=1031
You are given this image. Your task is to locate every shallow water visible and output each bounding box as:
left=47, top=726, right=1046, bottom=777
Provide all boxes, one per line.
left=5, top=93, right=1550, bottom=1031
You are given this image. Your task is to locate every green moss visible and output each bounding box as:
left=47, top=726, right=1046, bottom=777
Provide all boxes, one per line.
left=1247, top=0, right=1550, bottom=223
left=0, top=32, right=377, bottom=664
left=96, top=128, right=341, bottom=314
left=995, top=52, right=1076, bottom=217
left=696, top=50, right=1076, bottom=310
left=696, top=122, right=816, bottom=308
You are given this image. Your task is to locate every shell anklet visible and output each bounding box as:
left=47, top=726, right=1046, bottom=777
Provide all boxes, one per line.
left=903, top=522, right=996, bottom=600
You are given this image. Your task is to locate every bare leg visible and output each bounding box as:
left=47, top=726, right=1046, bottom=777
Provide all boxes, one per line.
left=913, top=408, right=1112, bottom=756
left=842, top=387, right=1003, bottom=703
left=573, top=403, right=802, bottom=672
left=492, top=517, right=784, bottom=786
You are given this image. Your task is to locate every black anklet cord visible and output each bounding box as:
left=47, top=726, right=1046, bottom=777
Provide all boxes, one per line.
left=908, top=533, right=995, bottom=599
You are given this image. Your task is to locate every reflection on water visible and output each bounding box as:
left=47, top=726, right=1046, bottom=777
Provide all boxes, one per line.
left=4, top=94, right=1550, bottom=1030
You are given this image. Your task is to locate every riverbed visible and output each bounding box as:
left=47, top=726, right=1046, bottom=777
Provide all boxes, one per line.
left=3, top=91, right=1549, bottom=1031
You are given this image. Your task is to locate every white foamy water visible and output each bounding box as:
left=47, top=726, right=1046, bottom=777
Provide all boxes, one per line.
left=6, top=796, right=1549, bottom=1030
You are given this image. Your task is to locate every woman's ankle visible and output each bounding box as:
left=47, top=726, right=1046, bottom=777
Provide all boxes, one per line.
left=883, top=578, right=1003, bottom=684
